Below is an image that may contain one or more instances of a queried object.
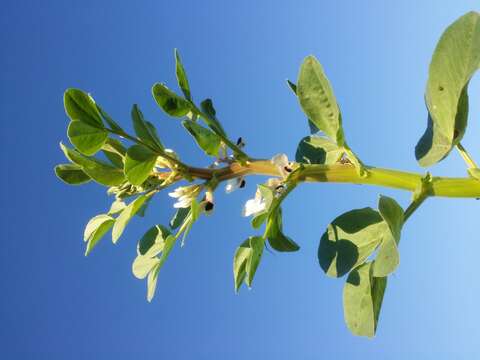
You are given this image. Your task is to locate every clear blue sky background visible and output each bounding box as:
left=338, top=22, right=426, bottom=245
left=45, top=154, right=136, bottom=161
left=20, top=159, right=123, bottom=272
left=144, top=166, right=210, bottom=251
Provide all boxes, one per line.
left=2, top=0, right=480, bottom=358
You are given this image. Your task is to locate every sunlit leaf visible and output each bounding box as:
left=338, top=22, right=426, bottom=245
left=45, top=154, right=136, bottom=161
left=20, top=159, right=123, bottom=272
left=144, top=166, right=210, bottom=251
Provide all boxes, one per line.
left=60, top=143, right=125, bottom=186
left=112, top=194, right=152, bottom=243
left=64, top=88, right=103, bottom=128
left=67, top=120, right=108, bottom=156
left=131, top=104, right=164, bottom=151
left=124, top=144, right=157, bottom=186
left=152, top=83, right=192, bottom=117
left=297, top=56, right=344, bottom=145
left=182, top=120, right=221, bottom=156
left=416, top=11, right=480, bottom=167
left=102, top=138, right=126, bottom=168
left=84, top=214, right=115, bottom=256
left=233, top=239, right=251, bottom=292
left=175, top=49, right=191, bottom=101
left=374, top=196, right=403, bottom=277
left=246, top=236, right=265, bottom=287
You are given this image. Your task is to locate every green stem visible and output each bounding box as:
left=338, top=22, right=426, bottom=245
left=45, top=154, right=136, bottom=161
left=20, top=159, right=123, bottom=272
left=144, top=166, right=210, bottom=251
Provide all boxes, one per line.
left=404, top=193, right=428, bottom=222
left=456, top=142, right=478, bottom=169
left=186, top=160, right=480, bottom=198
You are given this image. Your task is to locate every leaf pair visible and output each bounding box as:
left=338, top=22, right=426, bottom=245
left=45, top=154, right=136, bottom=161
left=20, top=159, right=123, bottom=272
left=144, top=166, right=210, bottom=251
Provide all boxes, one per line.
left=132, top=225, right=176, bottom=301
left=319, top=195, right=404, bottom=337
left=64, top=89, right=112, bottom=156
left=83, top=194, right=153, bottom=255
left=59, top=143, right=125, bottom=186
left=416, top=11, right=480, bottom=167
left=233, top=236, right=265, bottom=292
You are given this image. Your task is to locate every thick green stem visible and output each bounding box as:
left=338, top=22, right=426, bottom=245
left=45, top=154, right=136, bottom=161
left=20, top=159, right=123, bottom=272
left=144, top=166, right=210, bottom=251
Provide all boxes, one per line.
left=186, top=160, right=480, bottom=198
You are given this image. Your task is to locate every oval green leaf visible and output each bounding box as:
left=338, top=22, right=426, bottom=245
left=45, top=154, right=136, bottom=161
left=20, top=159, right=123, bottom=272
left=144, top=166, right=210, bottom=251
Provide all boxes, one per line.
left=343, top=262, right=387, bottom=338
left=246, top=236, right=265, bottom=288
left=54, top=163, right=91, bottom=185
left=84, top=214, right=115, bottom=256
left=416, top=11, right=480, bottom=167
left=297, top=56, right=344, bottom=145
left=60, top=143, right=125, bottom=186
left=64, top=88, right=103, bottom=127
left=67, top=120, right=108, bottom=156
left=131, top=105, right=164, bottom=151
left=266, top=208, right=300, bottom=252
left=112, top=194, right=151, bottom=243
left=152, top=83, right=192, bottom=117
left=124, top=144, right=157, bottom=186
left=233, top=239, right=252, bottom=292
left=319, top=208, right=386, bottom=278
left=182, top=120, right=221, bottom=157
left=373, top=196, right=404, bottom=277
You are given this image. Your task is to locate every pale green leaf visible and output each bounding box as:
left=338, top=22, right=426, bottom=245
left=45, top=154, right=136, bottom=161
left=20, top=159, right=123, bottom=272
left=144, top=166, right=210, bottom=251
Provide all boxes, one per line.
left=297, top=56, right=344, bottom=145
left=84, top=214, right=115, bottom=256
left=373, top=196, right=404, bottom=277
left=108, top=199, right=126, bottom=215
left=147, top=263, right=161, bottom=302
left=416, top=12, right=480, bottom=167
left=112, top=194, right=151, bottom=243
left=133, top=256, right=161, bottom=279
left=343, top=262, right=387, bottom=337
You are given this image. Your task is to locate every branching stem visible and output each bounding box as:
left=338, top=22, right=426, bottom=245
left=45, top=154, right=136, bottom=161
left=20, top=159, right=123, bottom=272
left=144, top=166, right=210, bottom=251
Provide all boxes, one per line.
left=183, top=160, right=480, bottom=198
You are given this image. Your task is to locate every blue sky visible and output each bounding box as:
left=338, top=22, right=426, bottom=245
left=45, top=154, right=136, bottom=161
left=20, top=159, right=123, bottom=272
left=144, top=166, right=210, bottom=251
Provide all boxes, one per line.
left=2, top=0, right=480, bottom=358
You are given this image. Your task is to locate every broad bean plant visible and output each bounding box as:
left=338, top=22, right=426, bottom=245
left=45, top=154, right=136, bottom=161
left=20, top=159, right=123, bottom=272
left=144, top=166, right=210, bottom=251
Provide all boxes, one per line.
left=55, top=12, right=480, bottom=337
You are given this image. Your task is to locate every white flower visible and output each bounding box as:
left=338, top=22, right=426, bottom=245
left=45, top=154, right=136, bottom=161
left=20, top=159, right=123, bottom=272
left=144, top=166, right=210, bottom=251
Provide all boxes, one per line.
left=225, top=177, right=246, bottom=193
left=271, top=153, right=292, bottom=178
left=168, top=184, right=202, bottom=208
left=242, top=190, right=266, bottom=217
left=242, top=177, right=283, bottom=217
